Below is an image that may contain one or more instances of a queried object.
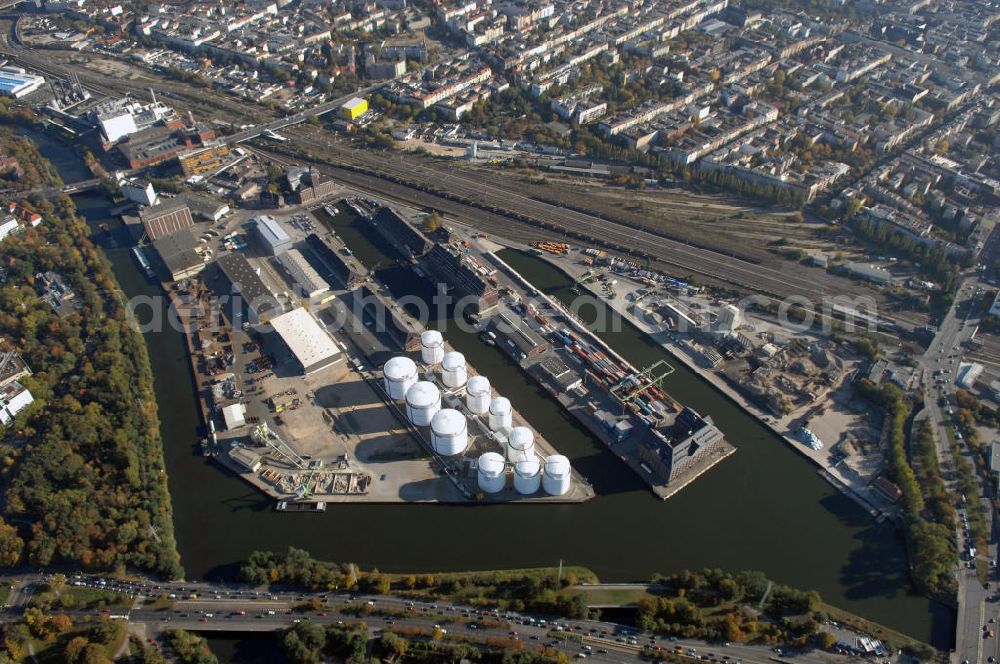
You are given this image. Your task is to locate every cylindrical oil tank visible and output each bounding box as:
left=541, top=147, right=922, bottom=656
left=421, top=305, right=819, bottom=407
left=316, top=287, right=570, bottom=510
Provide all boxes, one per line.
left=477, top=452, right=506, bottom=494
left=465, top=375, right=491, bottom=414
left=420, top=329, right=444, bottom=365
left=543, top=455, right=571, bottom=496
left=383, top=356, right=417, bottom=400
left=506, top=426, right=535, bottom=462
left=513, top=456, right=542, bottom=495
left=405, top=381, right=441, bottom=427
left=430, top=408, right=468, bottom=456
left=488, top=396, right=512, bottom=431
left=441, top=351, right=467, bottom=388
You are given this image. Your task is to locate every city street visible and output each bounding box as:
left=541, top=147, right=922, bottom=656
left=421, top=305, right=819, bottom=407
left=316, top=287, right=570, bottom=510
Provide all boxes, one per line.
left=919, top=278, right=996, bottom=664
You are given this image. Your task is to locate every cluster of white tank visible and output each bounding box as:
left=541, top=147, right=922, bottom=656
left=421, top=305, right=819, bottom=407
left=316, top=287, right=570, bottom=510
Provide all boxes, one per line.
left=476, top=447, right=571, bottom=496
left=385, top=336, right=572, bottom=497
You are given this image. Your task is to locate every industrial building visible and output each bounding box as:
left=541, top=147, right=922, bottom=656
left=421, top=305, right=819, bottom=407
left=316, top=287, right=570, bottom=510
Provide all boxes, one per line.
left=177, top=143, right=232, bottom=176
left=139, top=202, right=195, bottom=241
left=117, top=122, right=217, bottom=169
left=252, top=215, right=292, bottom=256
left=486, top=309, right=550, bottom=359
left=537, top=355, right=582, bottom=391
left=89, top=96, right=174, bottom=145
left=277, top=248, right=330, bottom=298
left=371, top=206, right=431, bottom=258
left=268, top=307, right=343, bottom=374
left=152, top=228, right=206, bottom=281
left=358, top=284, right=422, bottom=351
left=422, top=244, right=499, bottom=313
left=213, top=253, right=281, bottom=324
left=341, top=97, right=368, bottom=121
left=120, top=178, right=159, bottom=207
left=305, top=233, right=368, bottom=288
left=638, top=407, right=725, bottom=483
left=0, top=67, right=45, bottom=98
left=286, top=168, right=338, bottom=205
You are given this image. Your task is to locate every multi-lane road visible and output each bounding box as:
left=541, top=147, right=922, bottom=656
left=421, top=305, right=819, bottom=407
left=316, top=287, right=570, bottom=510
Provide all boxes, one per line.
left=1, top=572, right=863, bottom=664
left=920, top=278, right=998, bottom=664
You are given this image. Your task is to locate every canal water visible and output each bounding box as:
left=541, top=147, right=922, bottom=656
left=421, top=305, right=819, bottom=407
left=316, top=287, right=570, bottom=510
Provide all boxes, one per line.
left=27, top=129, right=952, bottom=646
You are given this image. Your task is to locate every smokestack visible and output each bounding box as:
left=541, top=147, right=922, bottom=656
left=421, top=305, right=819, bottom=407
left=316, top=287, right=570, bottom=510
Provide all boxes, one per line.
left=149, top=87, right=158, bottom=105
left=188, top=109, right=196, bottom=127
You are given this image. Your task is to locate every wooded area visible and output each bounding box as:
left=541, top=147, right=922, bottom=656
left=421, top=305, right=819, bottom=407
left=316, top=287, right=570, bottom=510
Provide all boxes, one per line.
left=0, top=129, right=181, bottom=578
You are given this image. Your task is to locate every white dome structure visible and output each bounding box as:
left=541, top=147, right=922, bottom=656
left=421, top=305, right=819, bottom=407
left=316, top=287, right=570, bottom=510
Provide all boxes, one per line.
left=513, top=457, right=542, bottom=495
left=488, top=396, right=512, bottom=431
left=383, top=356, right=417, bottom=400
left=506, top=426, right=535, bottom=462
left=543, top=455, right=571, bottom=496
left=441, top=351, right=468, bottom=388
left=430, top=408, right=468, bottom=456
left=405, top=381, right=441, bottom=427
left=477, top=452, right=506, bottom=494
left=420, top=329, right=444, bottom=365
left=465, top=375, right=492, bottom=414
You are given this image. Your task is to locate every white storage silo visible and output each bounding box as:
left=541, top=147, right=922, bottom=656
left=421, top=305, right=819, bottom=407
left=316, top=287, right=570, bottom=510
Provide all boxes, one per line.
left=420, top=330, right=444, bottom=365
left=488, top=396, right=512, bottom=431
left=477, top=452, right=506, bottom=494
left=441, top=351, right=468, bottom=388
left=543, top=455, right=572, bottom=496
left=465, top=375, right=492, bottom=414
left=405, top=381, right=441, bottom=427
left=513, top=457, right=542, bottom=495
left=383, top=356, right=417, bottom=400
left=506, top=426, right=535, bottom=462
left=430, top=408, right=468, bottom=456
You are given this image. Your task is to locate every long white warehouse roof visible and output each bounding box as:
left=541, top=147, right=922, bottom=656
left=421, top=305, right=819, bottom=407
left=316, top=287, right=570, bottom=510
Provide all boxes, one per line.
left=269, top=307, right=340, bottom=372
left=278, top=248, right=329, bottom=298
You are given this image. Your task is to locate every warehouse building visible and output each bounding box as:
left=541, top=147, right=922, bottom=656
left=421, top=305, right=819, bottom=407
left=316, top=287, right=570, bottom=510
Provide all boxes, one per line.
left=422, top=244, right=498, bottom=313
left=139, top=202, right=194, bottom=241
left=268, top=307, right=343, bottom=374
left=277, top=248, right=330, bottom=298
left=252, top=215, right=292, bottom=256
left=304, top=233, right=368, bottom=288
left=213, top=253, right=281, bottom=324
left=152, top=228, right=206, bottom=281
left=371, top=206, right=430, bottom=258
left=486, top=309, right=549, bottom=359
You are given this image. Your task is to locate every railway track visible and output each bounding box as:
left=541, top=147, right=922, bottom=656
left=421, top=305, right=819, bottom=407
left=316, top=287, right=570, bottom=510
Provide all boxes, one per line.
left=267, top=136, right=879, bottom=307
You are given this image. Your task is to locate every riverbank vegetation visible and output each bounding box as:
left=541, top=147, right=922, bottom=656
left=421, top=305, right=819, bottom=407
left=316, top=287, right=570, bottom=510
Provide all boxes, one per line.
left=857, top=380, right=956, bottom=601
left=246, top=550, right=939, bottom=658
left=282, top=619, right=571, bottom=664
left=0, top=127, right=181, bottom=578
left=166, top=629, right=219, bottom=664
left=241, top=548, right=598, bottom=617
